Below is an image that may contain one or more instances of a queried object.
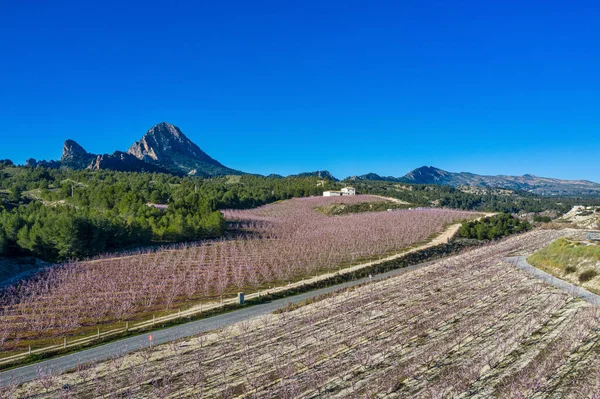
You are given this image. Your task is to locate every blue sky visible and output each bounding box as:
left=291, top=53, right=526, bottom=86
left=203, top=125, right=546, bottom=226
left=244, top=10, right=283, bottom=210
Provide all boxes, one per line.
left=1, top=1, right=599, bottom=181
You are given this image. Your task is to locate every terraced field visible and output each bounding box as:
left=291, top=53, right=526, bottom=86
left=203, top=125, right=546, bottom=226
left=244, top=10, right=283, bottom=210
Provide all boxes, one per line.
left=10, top=230, right=600, bottom=398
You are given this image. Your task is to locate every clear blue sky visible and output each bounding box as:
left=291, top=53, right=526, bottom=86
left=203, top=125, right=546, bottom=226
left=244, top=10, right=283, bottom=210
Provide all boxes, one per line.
left=1, top=1, right=599, bottom=181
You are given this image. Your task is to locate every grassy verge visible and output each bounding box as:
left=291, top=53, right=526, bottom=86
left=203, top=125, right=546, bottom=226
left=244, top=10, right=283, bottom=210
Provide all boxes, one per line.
left=528, top=237, right=600, bottom=294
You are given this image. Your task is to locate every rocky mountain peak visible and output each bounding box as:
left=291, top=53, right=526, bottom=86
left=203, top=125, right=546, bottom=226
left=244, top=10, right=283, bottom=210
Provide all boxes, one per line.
left=61, top=140, right=91, bottom=162
left=59, top=140, right=96, bottom=169
left=153, top=122, right=183, bottom=138
left=128, top=122, right=204, bottom=161
left=127, top=122, right=238, bottom=176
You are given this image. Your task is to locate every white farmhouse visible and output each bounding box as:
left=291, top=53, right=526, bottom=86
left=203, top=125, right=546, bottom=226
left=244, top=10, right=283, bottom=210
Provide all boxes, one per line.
left=323, top=187, right=357, bottom=197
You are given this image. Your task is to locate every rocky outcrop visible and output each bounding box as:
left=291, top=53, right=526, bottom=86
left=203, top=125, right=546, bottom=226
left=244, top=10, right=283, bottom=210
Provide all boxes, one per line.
left=60, top=140, right=97, bottom=169
left=89, top=151, right=169, bottom=173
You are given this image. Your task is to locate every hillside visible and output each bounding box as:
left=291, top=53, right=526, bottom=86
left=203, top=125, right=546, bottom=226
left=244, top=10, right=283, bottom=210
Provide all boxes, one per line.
left=559, top=205, right=600, bottom=229
left=290, top=170, right=339, bottom=181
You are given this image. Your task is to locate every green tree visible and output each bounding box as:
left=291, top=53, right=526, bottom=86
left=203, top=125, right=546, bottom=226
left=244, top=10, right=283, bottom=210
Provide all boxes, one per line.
left=149, top=190, right=163, bottom=204
left=0, top=230, right=8, bottom=255
left=8, top=186, right=22, bottom=203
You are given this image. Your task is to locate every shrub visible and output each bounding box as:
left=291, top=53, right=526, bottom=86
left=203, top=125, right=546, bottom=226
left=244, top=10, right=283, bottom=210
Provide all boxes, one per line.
left=458, top=213, right=531, bottom=241
left=533, top=215, right=552, bottom=223
left=565, top=265, right=577, bottom=274
left=579, top=269, right=598, bottom=283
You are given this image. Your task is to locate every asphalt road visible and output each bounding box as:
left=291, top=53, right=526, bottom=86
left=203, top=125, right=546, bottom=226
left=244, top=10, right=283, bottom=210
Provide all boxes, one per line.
left=0, top=259, right=436, bottom=386
left=506, top=256, right=600, bottom=306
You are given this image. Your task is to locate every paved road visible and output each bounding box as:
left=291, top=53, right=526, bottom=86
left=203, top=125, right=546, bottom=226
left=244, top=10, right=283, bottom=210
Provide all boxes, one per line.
left=506, top=256, right=600, bottom=306
left=0, top=259, right=437, bottom=386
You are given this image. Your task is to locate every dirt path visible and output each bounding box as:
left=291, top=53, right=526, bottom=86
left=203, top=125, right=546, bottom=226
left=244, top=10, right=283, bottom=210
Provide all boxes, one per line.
left=370, top=195, right=411, bottom=205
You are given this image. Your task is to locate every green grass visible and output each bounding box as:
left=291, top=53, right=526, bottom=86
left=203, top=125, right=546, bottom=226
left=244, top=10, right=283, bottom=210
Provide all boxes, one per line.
left=528, top=238, right=600, bottom=269
left=528, top=237, right=600, bottom=292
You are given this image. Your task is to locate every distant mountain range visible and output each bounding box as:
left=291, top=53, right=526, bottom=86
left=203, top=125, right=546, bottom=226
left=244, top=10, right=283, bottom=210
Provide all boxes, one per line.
left=346, top=166, right=600, bottom=196
left=26, top=122, right=241, bottom=177
left=18, top=123, right=600, bottom=196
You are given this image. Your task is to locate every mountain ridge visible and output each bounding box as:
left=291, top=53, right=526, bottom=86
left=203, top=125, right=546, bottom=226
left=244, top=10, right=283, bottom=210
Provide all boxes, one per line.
left=16, top=128, right=600, bottom=196
left=346, top=166, right=600, bottom=196
left=28, top=122, right=241, bottom=176
left=346, top=173, right=401, bottom=182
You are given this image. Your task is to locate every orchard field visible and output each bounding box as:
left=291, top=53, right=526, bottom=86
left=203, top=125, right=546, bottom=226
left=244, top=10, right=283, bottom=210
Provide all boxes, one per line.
left=10, top=230, right=600, bottom=398
left=0, top=195, right=475, bottom=357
